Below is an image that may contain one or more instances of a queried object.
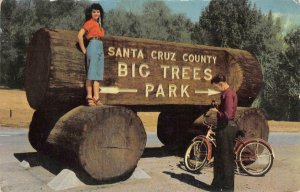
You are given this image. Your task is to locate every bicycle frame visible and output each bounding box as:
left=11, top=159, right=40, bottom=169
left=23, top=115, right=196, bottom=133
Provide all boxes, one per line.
left=234, top=137, right=275, bottom=159
left=191, top=121, right=275, bottom=164
left=191, top=122, right=216, bottom=161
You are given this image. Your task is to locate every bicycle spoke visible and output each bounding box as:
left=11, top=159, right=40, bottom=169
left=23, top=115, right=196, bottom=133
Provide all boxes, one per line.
left=255, top=143, right=259, bottom=157
left=184, top=139, right=210, bottom=172
left=238, top=141, right=274, bottom=176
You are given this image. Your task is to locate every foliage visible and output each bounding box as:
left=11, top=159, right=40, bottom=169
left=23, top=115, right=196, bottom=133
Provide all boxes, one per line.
left=105, top=9, right=143, bottom=37
left=283, top=27, right=300, bottom=97
left=0, top=0, right=298, bottom=120
left=191, top=0, right=299, bottom=120
left=106, top=1, right=193, bottom=43
left=276, top=27, right=300, bottom=120
left=193, top=0, right=259, bottom=49
left=0, top=0, right=89, bottom=88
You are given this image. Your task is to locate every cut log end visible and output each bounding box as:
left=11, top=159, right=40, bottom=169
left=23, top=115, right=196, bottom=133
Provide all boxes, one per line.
left=46, top=106, right=147, bottom=181
left=235, top=107, right=269, bottom=141
left=25, top=28, right=51, bottom=109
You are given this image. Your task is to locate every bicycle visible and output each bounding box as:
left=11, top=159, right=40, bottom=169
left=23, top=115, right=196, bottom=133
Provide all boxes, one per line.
left=184, top=121, right=275, bottom=176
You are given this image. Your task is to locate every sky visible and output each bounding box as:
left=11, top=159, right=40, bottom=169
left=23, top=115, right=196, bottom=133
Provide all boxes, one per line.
left=98, top=0, right=300, bottom=29
left=1, top=0, right=298, bottom=31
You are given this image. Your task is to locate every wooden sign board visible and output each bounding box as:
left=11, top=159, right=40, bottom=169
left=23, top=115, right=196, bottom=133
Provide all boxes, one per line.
left=101, top=36, right=262, bottom=107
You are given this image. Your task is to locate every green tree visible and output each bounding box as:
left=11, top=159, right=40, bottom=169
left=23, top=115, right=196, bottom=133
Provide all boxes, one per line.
left=105, top=1, right=193, bottom=43
left=252, top=12, right=289, bottom=120
left=192, top=0, right=289, bottom=120
left=0, top=0, right=16, bottom=85
left=49, top=0, right=89, bottom=30
left=191, top=22, right=213, bottom=45
left=105, top=9, right=143, bottom=37
left=0, top=0, right=89, bottom=88
left=277, top=27, right=300, bottom=121
left=140, top=1, right=172, bottom=40
left=1, top=0, right=35, bottom=87
left=167, top=13, right=193, bottom=43
left=116, top=0, right=146, bottom=14
left=193, top=0, right=262, bottom=50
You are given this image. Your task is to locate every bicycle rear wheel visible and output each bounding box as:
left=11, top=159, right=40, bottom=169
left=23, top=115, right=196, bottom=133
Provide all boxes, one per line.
left=184, top=138, right=209, bottom=172
left=238, top=140, right=274, bottom=176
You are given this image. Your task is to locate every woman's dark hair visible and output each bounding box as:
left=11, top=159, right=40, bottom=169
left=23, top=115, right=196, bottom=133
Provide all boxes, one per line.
left=211, top=74, right=226, bottom=84
left=85, top=3, right=104, bottom=25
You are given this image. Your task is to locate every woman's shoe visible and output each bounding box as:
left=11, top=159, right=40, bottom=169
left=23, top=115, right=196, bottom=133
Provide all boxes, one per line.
left=93, top=98, right=103, bottom=106
left=86, top=97, right=96, bottom=106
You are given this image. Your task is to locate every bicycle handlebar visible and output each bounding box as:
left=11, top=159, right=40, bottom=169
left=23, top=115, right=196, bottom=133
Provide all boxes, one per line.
left=202, top=120, right=216, bottom=130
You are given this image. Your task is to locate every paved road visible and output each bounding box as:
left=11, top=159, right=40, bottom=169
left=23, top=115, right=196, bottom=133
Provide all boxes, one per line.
left=0, top=127, right=300, bottom=192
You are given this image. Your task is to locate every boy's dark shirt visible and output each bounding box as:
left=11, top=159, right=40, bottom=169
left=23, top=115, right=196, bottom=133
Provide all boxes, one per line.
left=217, top=87, right=237, bottom=121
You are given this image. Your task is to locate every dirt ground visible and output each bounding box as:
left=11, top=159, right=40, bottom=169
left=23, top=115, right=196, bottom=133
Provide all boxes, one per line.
left=0, top=89, right=299, bottom=132
left=0, top=89, right=35, bottom=128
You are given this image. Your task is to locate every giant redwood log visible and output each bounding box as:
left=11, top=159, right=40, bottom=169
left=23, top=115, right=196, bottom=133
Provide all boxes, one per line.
left=158, top=107, right=269, bottom=146
left=26, top=28, right=263, bottom=111
left=157, top=109, right=207, bottom=146
left=234, top=107, right=269, bottom=140
left=28, top=109, right=69, bottom=151
left=193, top=107, right=269, bottom=141
left=45, top=105, right=146, bottom=181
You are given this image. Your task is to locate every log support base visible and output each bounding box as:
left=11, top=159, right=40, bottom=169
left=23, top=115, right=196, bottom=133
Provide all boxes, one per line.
left=29, top=105, right=147, bottom=182
left=157, top=107, right=269, bottom=147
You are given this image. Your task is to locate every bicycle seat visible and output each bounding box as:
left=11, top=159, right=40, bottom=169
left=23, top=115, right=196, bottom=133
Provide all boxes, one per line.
left=193, top=110, right=217, bottom=129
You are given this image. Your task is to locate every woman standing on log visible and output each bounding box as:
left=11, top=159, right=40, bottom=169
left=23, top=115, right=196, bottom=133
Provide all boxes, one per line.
left=78, top=3, right=105, bottom=106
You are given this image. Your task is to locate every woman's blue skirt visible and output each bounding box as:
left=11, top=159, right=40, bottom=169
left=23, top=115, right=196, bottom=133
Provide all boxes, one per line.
left=86, top=39, right=104, bottom=80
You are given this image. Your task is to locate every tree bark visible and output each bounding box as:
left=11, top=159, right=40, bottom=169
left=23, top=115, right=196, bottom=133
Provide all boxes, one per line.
left=28, top=108, right=70, bottom=151
left=157, top=109, right=207, bottom=146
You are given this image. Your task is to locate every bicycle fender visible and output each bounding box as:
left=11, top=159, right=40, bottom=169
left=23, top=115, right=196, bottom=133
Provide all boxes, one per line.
left=237, top=138, right=275, bottom=159
left=192, top=135, right=213, bottom=161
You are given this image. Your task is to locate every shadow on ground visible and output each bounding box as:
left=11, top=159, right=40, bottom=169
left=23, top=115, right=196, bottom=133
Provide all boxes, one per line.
left=163, top=171, right=213, bottom=191
left=142, top=146, right=187, bottom=158
left=13, top=146, right=186, bottom=185
left=13, top=152, right=132, bottom=185
left=13, top=144, right=191, bottom=186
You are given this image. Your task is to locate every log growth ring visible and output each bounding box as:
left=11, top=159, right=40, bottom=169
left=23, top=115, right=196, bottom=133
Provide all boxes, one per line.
left=79, top=107, right=145, bottom=180
left=47, top=106, right=147, bottom=181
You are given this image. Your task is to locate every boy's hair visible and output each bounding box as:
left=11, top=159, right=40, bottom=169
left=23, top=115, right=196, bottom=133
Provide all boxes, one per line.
left=211, top=74, right=226, bottom=84
left=85, top=3, right=105, bottom=25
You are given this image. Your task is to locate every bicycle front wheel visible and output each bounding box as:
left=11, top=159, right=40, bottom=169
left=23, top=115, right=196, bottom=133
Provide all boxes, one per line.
left=184, top=139, right=209, bottom=172
left=238, top=140, right=274, bottom=176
